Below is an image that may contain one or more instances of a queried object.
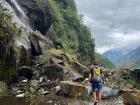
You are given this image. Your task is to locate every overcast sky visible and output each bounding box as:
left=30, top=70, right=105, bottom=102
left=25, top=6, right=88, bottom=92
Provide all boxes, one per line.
left=75, top=0, right=140, bottom=53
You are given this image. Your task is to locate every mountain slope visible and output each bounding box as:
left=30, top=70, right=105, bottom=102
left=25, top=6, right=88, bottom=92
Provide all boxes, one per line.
left=48, top=0, right=95, bottom=65
left=118, top=46, right=140, bottom=67
left=95, top=53, right=115, bottom=69
left=103, top=50, right=124, bottom=64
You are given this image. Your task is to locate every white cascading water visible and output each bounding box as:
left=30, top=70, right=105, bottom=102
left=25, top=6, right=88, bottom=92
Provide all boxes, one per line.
left=0, top=0, right=33, bottom=49
left=10, top=0, right=26, bottom=17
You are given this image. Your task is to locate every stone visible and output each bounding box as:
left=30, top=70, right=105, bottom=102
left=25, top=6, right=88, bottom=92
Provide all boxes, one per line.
left=43, top=64, right=64, bottom=80
left=60, top=81, right=87, bottom=97
left=101, top=86, right=119, bottom=98
left=30, top=80, right=39, bottom=87
left=72, top=62, right=89, bottom=78
left=51, top=85, right=61, bottom=95
left=15, top=93, right=25, bottom=98
left=69, top=70, right=84, bottom=82
left=39, top=77, right=44, bottom=83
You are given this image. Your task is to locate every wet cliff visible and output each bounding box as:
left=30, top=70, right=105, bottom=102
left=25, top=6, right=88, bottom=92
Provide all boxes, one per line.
left=0, top=0, right=95, bottom=82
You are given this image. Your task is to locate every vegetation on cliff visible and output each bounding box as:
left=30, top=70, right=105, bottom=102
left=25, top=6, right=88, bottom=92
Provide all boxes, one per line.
left=48, top=0, right=95, bottom=66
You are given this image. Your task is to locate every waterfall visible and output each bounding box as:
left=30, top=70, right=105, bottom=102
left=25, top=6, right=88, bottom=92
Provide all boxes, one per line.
left=0, top=0, right=33, bottom=34
left=1, top=0, right=44, bottom=55
left=0, top=0, right=34, bottom=48
left=10, top=0, right=26, bottom=17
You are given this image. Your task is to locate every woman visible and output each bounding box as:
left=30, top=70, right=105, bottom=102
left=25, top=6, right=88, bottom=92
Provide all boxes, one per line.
left=89, top=60, right=105, bottom=105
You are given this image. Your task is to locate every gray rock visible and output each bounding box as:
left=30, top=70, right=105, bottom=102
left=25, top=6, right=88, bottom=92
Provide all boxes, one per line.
left=101, top=86, right=119, bottom=98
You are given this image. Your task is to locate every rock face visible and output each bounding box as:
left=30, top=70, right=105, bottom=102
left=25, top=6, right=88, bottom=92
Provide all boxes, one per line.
left=43, top=64, right=64, bottom=81
left=60, top=81, right=87, bottom=97
left=17, top=45, right=31, bottom=67
left=16, top=0, right=52, bottom=35
left=29, top=35, right=42, bottom=56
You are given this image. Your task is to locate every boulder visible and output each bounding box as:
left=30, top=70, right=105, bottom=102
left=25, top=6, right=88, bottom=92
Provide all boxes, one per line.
left=72, top=62, right=89, bottom=78
left=121, top=89, right=140, bottom=105
left=101, top=86, right=119, bottom=98
left=43, top=64, right=64, bottom=81
left=69, top=70, right=84, bottom=82
left=60, top=81, right=87, bottom=97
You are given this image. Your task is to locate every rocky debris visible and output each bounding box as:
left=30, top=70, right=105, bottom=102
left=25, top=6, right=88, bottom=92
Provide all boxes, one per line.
left=50, top=57, right=64, bottom=65
left=121, top=89, right=140, bottom=105
left=51, top=85, right=61, bottom=95
left=43, top=64, right=64, bottom=81
left=38, top=88, right=50, bottom=95
left=30, top=80, right=39, bottom=88
left=60, top=81, right=87, bottom=98
left=72, top=61, right=89, bottom=78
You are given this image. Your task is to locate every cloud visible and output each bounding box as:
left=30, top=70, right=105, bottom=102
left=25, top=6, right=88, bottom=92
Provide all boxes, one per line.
left=75, top=0, right=140, bottom=53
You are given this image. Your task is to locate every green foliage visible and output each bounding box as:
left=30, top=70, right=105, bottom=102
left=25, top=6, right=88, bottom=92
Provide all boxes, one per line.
left=36, top=0, right=44, bottom=7
left=48, top=49, right=65, bottom=55
left=95, top=53, right=115, bottom=69
left=48, top=0, right=95, bottom=65
left=0, top=3, right=21, bottom=38
left=25, top=86, right=37, bottom=102
left=0, top=81, right=7, bottom=95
